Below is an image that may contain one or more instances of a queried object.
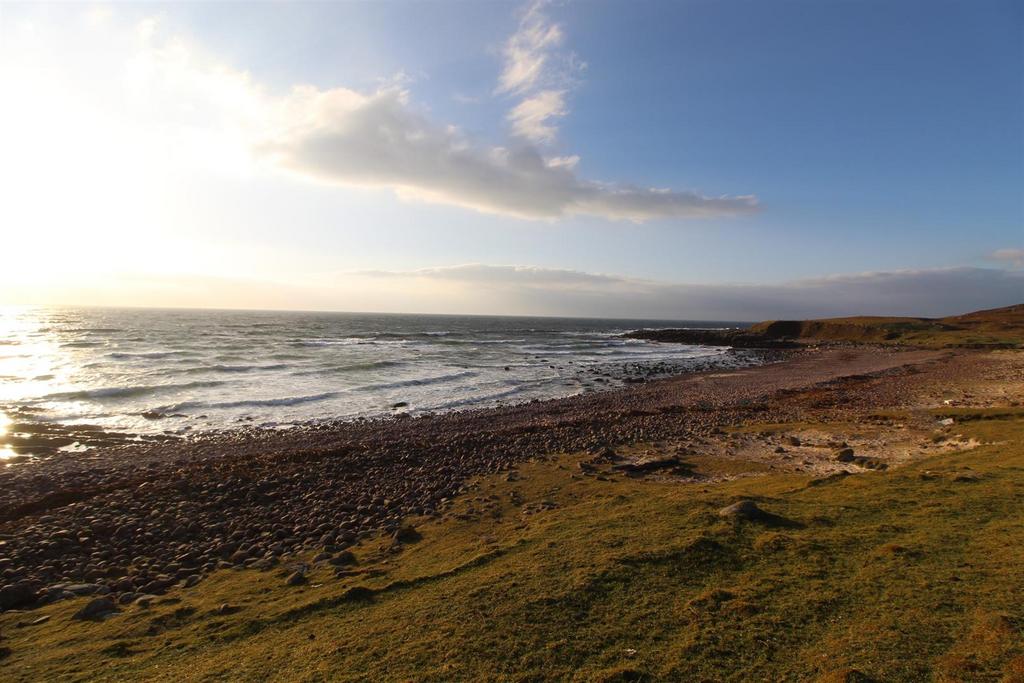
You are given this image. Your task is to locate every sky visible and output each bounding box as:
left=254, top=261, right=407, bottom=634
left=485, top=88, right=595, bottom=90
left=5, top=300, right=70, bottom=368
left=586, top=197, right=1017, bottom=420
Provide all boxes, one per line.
left=0, top=0, right=1021, bottom=320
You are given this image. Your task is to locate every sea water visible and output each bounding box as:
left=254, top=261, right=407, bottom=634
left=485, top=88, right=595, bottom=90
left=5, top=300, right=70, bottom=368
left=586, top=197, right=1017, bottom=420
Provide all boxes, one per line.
left=0, top=307, right=748, bottom=440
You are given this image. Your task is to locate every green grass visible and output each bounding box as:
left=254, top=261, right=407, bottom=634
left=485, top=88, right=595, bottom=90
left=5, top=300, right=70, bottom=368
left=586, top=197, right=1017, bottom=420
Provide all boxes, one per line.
left=748, top=304, right=1024, bottom=348
left=2, top=412, right=1023, bottom=681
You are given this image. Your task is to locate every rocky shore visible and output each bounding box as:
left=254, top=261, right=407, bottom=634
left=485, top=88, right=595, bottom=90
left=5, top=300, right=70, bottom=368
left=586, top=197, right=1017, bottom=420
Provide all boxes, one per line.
left=0, top=346, right=1002, bottom=613
left=623, top=327, right=802, bottom=348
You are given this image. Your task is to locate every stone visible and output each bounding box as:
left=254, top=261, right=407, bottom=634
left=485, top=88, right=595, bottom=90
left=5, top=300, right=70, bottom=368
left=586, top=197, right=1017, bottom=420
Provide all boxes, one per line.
left=0, top=583, right=38, bottom=611
left=612, top=456, right=681, bottom=474
left=73, top=596, right=117, bottom=620
left=134, top=594, right=159, bottom=608
left=718, top=500, right=766, bottom=520
left=286, top=571, right=307, bottom=586
left=328, top=551, right=357, bottom=567
left=836, top=448, right=855, bottom=462
left=392, top=524, right=421, bottom=544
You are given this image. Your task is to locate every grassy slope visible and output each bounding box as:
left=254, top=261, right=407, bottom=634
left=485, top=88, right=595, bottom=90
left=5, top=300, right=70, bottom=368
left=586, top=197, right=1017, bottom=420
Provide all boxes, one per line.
left=2, top=409, right=1024, bottom=682
left=748, top=303, right=1024, bottom=348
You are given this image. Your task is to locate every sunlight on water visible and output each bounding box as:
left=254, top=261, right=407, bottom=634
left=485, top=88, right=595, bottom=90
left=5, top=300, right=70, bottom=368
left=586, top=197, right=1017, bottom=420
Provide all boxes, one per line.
left=0, top=307, right=746, bottom=444
left=0, top=410, right=15, bottom=460
left=0, top=305, right=72, bottom=404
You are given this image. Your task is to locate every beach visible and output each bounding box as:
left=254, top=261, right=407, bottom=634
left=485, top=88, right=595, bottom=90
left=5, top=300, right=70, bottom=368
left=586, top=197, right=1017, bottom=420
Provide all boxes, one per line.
left=2, top=343, right=1019, bottom=607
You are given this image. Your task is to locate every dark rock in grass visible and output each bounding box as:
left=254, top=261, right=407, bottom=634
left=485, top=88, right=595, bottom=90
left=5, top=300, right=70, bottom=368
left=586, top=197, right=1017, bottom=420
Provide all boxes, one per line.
left=328, top=551, right=357, bottom=567
left=73, top=596, right=117, bottom=620
left=0, top=583, right=38, bottom=611
left=286, top=571, right=307, bottom=586
left=835, top=447, right=856, bottom=462
left=340, top=585, right=374, bottom=602
left=392, top=524, right=421, bottom=544
left=612, top=456, right=681, bottom=474
left=819, top=668, right=879, bottom=683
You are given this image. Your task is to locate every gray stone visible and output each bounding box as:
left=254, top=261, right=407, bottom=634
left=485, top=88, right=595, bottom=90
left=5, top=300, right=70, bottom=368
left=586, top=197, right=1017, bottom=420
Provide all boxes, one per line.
left=718, top=500, right=765, bottom=520
left=133, top=594, right=159, bottom=608
left=73, top=596, right=117, bottom=620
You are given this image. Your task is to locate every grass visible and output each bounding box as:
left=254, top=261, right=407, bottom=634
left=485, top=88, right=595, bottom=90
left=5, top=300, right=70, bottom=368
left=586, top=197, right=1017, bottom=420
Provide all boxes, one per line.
left=748, top=303, right=1024, bottom=348
left=2, top=410, right=1023, bottom=681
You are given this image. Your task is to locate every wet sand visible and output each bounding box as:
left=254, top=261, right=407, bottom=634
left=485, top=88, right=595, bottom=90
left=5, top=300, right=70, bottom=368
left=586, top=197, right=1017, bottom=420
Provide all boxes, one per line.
left=1, top=346, right=1020, bottom=611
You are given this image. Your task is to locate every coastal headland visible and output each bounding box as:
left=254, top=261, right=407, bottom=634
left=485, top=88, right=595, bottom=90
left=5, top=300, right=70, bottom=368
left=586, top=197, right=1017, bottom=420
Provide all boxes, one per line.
left=1, top=305, right=1023, bottom=681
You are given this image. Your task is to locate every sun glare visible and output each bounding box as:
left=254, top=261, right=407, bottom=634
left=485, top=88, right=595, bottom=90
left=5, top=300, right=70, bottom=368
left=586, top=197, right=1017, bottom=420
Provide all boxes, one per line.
left=0, top=9, right=264, bottom=305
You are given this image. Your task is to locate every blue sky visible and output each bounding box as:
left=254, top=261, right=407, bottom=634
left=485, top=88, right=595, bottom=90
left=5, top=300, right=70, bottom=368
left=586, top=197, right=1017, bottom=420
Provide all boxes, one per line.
left=0, top=0, right=1020, bottom=317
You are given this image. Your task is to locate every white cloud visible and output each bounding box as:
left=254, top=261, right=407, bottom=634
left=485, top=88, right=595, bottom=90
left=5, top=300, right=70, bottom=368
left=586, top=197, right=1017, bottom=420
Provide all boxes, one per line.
left=0, top=7, right=754, bottom=229
left=989, top=248, right=1024, bottom=268
left=496, top=0, right=583, bottom=144
left=507, top=89, right=567, bottom=144
left=360, top=263, right=620, bottom=287
left=260, top=86, right=757, bottom=220
left=496, top=1, right=567, bottom=96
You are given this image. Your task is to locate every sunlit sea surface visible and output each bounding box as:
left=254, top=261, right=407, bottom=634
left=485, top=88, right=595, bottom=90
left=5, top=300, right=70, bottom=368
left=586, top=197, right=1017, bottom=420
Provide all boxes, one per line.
left=0, top=307, right=748, bottom=456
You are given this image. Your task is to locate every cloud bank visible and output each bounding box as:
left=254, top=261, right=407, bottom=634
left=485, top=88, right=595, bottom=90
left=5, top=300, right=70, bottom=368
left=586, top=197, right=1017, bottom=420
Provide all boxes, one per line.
left=13, top=262, right=1019, bottom=320
left=989, top=248, right=1024, bottom=268
left=358, top=264, right=1024, bottom=320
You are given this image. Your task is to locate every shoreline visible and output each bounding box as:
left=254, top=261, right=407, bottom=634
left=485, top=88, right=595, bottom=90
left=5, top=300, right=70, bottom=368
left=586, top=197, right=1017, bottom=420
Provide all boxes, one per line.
left=0, top=346, right=777, bottom=463
left=1, top=345, right=1019, bottom=612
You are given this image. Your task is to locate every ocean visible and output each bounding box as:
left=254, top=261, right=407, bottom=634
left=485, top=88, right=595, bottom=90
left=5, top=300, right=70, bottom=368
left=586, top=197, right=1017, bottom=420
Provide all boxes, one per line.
left=0, top=307, right=751, bottom=457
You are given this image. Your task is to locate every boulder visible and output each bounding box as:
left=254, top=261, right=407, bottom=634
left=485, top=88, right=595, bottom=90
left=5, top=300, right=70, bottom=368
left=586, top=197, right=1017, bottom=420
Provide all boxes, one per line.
left=0, top=583, right=38, bottom=611
left=134, top=594, right=160, bottom=608
left=73, top=596, right=117, bottom=620
left=393, top=524, right=421, bottom=544
left=328, top=551, right=357, bottom=567
left=718, top=500, right=766, bottom=520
